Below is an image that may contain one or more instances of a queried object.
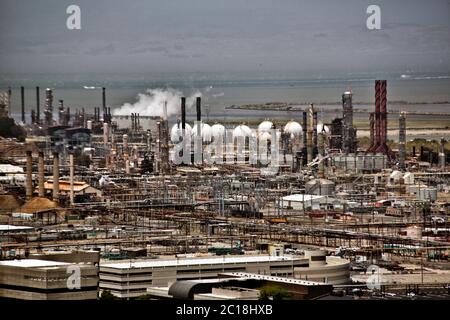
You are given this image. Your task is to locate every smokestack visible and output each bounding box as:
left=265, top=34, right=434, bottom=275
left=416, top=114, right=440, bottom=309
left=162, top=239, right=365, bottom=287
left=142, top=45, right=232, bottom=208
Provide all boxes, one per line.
left=307, top=105, right=314, bottom=164
left=302, top=111, right=307, bottom=164
left=181, top=97, right=186, bottom=130
left=31, top=110, right=36, bottom=124
left=36, top=86, right=40, bottom=124
left=38, top=151, right=45, bottom=197
left=318, top=132, right=325, bottom=178
left=313, top=111, right=318, bottom=158
left=108, top=107, right=111, bottom=123
left=196, top=97, right=201, bottom=121
left=21, top=86, right=25, bottom=123
left=103, top=122, right=109, bottom=145
left=69, top=152, right=74, bottom=205
left=163, top=101, right=168, bottom=121
left=26, top=150, right=33, bottom=200
left=102, top=87, right=106, bottom=110
left=53, top=152, right=59, bottom=201
left=398, top=112, right=406, bottom=170
left=439, top=138, right=446, bottom=169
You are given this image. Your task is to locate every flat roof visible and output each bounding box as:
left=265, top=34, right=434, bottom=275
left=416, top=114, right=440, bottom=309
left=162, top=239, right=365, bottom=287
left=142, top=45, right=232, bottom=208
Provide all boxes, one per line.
left=0, top=225, right=34, bottom=232
left=101, top=255, right=300, bottom=270
left=220, top=272, right=329, bottom=286
left=0, top=259, right=70, bottom=268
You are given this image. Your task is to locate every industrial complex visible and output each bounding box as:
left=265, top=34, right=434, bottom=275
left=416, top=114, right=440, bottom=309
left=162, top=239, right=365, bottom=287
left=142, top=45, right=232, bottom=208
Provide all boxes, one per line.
left=0, top=80, right=449, bottom=301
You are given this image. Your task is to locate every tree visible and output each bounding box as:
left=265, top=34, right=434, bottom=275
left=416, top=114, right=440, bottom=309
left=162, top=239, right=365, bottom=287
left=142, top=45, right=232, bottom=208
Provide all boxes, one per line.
left=99, top=290, right=119, bottom=300
left=258, top=285, right=293, bottom=300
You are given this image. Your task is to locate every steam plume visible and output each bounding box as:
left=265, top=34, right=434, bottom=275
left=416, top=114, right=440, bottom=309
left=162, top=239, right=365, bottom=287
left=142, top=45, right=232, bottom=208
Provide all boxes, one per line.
left=113, top=88, right=201, bottom=117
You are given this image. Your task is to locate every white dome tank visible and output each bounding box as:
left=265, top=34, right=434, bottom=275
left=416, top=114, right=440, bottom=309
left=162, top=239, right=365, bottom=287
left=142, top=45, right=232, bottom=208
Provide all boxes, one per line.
left=258, top=120, right=273, bottom=133
left=211, top=123, right=225, bottom=137
left=170, top=123, right=192, bottom=142
left=284, top=120, right=302, bottom=136
left=233, top=124, right=254, bottom=138
left=192, top=123, right=212, bottom=142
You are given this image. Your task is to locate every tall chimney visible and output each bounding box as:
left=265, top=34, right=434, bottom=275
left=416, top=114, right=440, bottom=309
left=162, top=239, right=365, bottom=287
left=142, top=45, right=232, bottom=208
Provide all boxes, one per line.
left=69, top=152, right=74, bottom=205
left=181, top=97, right=186, bottom=130
left=163, top=101, right=168, bottom=121
left=398, top=112, right=406, bottom=170
left=36, top=86, right=40, bottom=124
left=38, top=151, right=45, bottom=197
left=318, top=132, right=325, bottom=178
left=21, top=86, right=25, bottom=123
left=313, top=111, right=318, bottom=158
left=103, top=122, right=109, bottom=145
left=26, top=150, right=33, bottom=200
left=302, top=111, right=307, bottom=164
left=439, top=138, right=446, bottom=169
left=53, top=152, right=59, bottom=201
left=102, top=87, right=106, bottom=110
left=196, top=97, right=201, bottom=121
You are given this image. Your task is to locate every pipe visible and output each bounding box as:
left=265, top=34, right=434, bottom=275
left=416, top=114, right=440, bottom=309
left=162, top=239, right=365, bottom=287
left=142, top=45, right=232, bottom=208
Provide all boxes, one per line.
left=38, top=151, right=45, bottom=197
left=36, top=86, right=40, bottom=124
left=53, top=152, right=59, bottom=201
left=69, top=152, right=74, bottom=205
left=26, top=150, right=33, bottom=200
left=21, top=86, right=25, bottom=123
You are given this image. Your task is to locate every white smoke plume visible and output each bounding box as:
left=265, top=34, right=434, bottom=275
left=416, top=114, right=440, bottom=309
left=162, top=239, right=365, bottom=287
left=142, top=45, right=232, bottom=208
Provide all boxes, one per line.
left=113, top=88, right=202, bottom=117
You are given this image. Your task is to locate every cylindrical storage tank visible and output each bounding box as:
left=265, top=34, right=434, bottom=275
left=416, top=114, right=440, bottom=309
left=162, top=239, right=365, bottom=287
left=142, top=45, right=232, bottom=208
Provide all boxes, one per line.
left=305, top=178, right=335, bottom=196
left=86, top=120, right=92, bottom=130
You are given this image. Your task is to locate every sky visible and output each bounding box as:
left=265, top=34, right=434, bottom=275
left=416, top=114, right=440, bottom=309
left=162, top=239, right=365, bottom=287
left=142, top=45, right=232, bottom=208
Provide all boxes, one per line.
left=0, top=0, right=449, bottom=76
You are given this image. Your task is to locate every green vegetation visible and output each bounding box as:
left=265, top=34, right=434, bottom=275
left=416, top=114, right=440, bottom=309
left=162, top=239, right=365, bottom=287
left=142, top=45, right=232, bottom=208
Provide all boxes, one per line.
left=99, top=290, right=119, bottom=300
left=258, top=285, right=293, bottom=300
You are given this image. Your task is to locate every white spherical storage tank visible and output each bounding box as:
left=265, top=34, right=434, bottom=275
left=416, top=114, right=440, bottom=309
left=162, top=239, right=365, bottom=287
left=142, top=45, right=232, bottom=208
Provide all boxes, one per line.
left=233, top=124, right=254, bottom=139
left=192, top=123, right=212, bottom=142
left=258, top=120, right=273, bottom=133
left=284, top=120, right=302, bottom=137
left=170, top=123, right=192, bottom=142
